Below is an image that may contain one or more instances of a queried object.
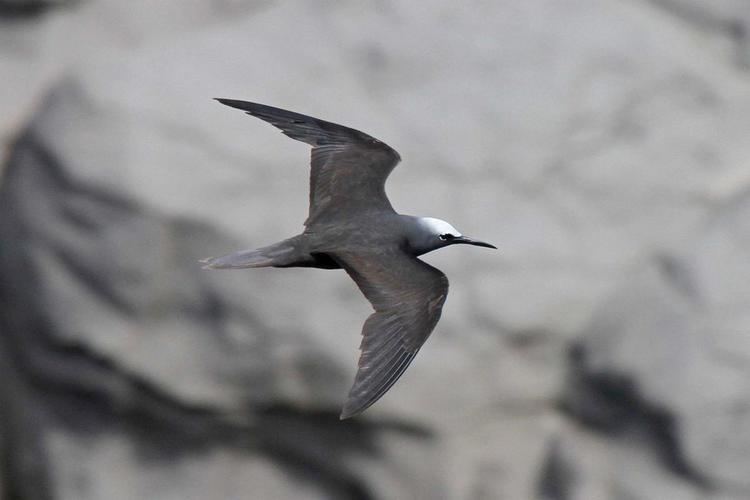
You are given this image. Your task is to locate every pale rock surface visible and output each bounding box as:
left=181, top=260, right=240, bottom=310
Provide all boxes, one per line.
left=1, top=0, right=750, bottom=499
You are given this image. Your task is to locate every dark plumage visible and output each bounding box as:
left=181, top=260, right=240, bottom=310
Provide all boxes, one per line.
left=202, top=99, right=496, bottom=418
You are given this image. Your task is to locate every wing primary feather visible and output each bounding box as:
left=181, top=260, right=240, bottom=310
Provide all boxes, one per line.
left=364, top=349, right=414, bottom=402
left=360, top=332, right=404, bottom=370
left=215, top=98, right=365, bottom=147
left=335, top=251, right=449, bottom=419
left=357, top=340, right=407, bottom=387
left=341, top=349, right=417, bottom=419
left=215, top=98, right=401, bottom=225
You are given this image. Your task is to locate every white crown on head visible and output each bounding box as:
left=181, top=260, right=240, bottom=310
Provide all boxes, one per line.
left=418, top=217, right=461, bottom=236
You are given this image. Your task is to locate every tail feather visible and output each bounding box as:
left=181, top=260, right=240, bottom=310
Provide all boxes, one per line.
left=201, top=243, right=296, bottom=269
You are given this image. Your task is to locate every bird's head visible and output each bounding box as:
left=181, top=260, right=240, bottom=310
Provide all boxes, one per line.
left=410, top=217, right=497, bottom=255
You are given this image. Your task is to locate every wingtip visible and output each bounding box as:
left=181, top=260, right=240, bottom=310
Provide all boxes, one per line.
left=214, top=98, right=267, bottom=117
left=339, top=408, right=357, bottom=420
left=214, top=97, right=247, bottom=109
left=339, top=397, right=371, bottom=420
left=339, top=394, right=366, bottom=419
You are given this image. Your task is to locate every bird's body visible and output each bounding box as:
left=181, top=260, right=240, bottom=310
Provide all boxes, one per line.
left=202, top=99, right=495, bottom=419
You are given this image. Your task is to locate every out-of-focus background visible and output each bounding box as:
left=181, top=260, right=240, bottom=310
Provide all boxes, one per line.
left=1, top=1, right=750, bottom=499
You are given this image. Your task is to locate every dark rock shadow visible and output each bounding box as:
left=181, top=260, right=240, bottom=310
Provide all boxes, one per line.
left=0, top=0, right=79, bottom=20
left=561, top=343, right=713, bottom=491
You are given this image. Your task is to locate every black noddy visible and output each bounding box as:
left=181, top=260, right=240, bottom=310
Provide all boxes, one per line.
left=202, top=99, right=496, bottom=419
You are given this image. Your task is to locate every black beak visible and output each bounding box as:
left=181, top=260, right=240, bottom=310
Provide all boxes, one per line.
left=452, top=236, right=497, bottom=249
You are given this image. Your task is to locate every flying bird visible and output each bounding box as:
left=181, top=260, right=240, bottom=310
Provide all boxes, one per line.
left=202, top=99, right=496, bottom=419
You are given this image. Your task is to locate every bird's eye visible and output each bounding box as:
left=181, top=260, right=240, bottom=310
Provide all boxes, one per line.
left=439, top=233, right=455, bottom=241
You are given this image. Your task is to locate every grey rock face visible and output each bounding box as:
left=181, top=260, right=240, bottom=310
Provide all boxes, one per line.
left=564, top=194, right=750, bottom=497
left=646, top=0, right=750, bottom=67
left=1, top=0, right=750, bottom=499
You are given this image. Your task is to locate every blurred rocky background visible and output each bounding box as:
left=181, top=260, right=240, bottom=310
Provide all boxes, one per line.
left=1, top=1, right=750, bottom=499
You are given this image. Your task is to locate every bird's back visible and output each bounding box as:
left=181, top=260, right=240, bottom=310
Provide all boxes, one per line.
left=304, top=211, right=411, bottom=255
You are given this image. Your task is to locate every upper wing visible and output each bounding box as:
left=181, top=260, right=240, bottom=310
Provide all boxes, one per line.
left=333, top=249, right=449, bottom=419
left=215, top=99, right=401, bottom=226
